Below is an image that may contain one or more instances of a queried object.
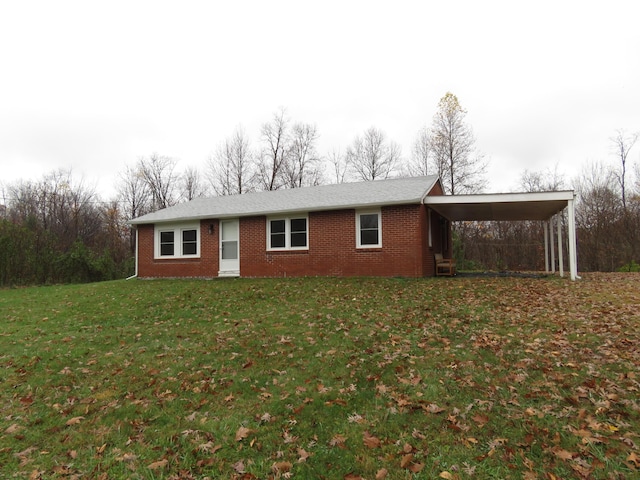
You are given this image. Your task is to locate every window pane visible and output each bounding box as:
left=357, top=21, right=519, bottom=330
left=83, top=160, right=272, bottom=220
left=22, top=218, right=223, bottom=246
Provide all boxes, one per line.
left=222, top=240, right=238, bottom=259
left=183, top=242, right=197, bottom=255
left=271, top=233, right=286, bottom=248
left=361, top=230, right=379, bottom=246
left=221, top=221, right=238, bottom=241
left=270, top=219, right=285, bottom=234
left=182, top=229, right=197, bottom=255
left=360, top=214, right=378, bottom=229
left=160, top=231, right=174, bottom=243
left=290, top=218, right=306, bottom=232
left=160, top=231, right=174, bottom=256
left=291, top=232, right=307, bottom=247
left=290, top=218, right=307, bottom=247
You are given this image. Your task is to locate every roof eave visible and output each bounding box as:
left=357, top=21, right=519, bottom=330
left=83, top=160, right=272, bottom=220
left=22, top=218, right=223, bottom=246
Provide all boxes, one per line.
left=129, top=198, right=427, bottom=226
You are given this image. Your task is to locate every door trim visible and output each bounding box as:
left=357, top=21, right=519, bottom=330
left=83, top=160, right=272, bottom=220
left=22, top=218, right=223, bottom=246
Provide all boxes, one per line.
left=218, top=218, right=240, bottom=277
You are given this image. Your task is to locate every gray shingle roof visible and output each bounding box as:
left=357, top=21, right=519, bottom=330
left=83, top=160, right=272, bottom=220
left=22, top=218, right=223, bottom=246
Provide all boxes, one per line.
left=130, top=175, right=439, bottom=225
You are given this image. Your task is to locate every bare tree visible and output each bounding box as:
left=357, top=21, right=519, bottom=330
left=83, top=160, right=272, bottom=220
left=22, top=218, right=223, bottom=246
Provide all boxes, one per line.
left=283, top=123, right=323, bottom=188
left=180, top=166, right=206, bottom=201
left=519, top=165, right=566, bottom=192
left=256, top=108, right=290, bottom=191
left=404, top=127, right=431, bottom=177
left=611, top=129, right=639, bottom=210
left=430, top=92, right=486, bottom=194
left=118, top=164, right=151, bottom=221
left=138, top=153, right=179, bottom=210
left=575, top=161, right=624, bottom=271
left=347, top=127, right=401, bottom=181
left=328, top=149, right=350, bottom=184
left=117, top=165, right=151, bottom=252
left=207, top=127, right=254, bottom=196
left=610, top=129, right=639, bottom=267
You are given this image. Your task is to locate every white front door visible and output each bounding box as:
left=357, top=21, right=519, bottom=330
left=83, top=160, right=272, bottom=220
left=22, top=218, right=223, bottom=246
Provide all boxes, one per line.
left=219, top=219, right=240, bottom=276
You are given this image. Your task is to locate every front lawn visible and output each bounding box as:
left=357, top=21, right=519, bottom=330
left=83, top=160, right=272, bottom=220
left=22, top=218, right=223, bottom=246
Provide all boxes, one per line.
left=1, top=274, right=639, bottom=479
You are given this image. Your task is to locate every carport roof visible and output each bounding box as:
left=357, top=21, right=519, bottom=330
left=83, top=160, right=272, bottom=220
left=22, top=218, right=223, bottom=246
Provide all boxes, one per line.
left=423, top=191, right=575, bottom=221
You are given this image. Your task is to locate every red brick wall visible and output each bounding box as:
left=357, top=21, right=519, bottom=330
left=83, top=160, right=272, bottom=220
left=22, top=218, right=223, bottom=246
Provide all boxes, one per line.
left=136, top=202, right=449, bottom=279
left=239, top=205, right=425, bottom=278
left=136, top=220, right=219, bottom=278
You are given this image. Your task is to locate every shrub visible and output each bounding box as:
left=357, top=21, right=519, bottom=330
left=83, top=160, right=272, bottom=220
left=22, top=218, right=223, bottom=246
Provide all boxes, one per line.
left=618, top=260, right=640, bottom=272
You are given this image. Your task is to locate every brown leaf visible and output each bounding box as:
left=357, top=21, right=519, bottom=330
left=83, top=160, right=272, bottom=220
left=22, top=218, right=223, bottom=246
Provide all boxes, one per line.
left=297, top=448, right=311, bottom=463
left=409, top=462, right=425, bottom=473
left=400, top=453, right=414, bottom=468
left=15, top=446, right=38, bottom=459
left=375, top=468, right=388, bottom=479
left=29, top=470, right=44, bottom=480
left=232, top=460, right=245, bottom=473
left=147, top=458, right=168, bottom=470
left=627, top=451, right=640, bottom=467
left=5, top=423, right=22, bottom=434
left=235, top=426, right=252, bottom=441
left=551, top=447, right=575, bottom=460
left=330, top=434, right=347, bottom=446
left=65, top=416, right=84, bottom=426
left=472, top=414, right=489, bottom=426
left=116, top=453, right=138, bottom=463
left=272, top=461, right=292, bottom=473
left=425, top=403, right=445, bottom=414
left=439, top=472, right=454, bottom=479
left=363, top=431, right=381, bottom=449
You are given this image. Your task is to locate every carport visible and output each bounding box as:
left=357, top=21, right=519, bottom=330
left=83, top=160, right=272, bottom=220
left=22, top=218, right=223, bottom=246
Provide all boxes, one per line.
left=423, top=191, right=578, bottom=280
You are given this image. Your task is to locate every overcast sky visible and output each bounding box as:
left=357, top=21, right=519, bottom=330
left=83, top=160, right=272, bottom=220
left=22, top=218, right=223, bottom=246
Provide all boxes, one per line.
left=1, top=0, right=639, bottom=199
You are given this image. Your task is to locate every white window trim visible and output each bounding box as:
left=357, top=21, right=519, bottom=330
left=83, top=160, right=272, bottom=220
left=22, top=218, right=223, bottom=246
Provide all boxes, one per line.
left=154, top=222, right=201, bottom=259
left=356, top=209, right=382, bottom=249
left=267, top=215, right=309, bottom=251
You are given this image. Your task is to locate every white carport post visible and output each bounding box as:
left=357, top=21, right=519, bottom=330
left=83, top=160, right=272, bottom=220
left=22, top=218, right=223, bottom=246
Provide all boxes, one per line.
left=543, top=222, right=550, bottom=273
left=549, top=218, right=556, bottom=273
left=557, top=213, right=564, bottom=277
left=567, top=196, right=579, bottom=280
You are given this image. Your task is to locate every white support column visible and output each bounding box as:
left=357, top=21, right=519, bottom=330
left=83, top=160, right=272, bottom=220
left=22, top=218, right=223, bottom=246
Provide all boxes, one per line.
left=567, top=197, right=579, bottom=280
left=543, top=222, right=550, bottom=273
left=557, top=213, right=564, bottom=277
left=549, top=218, right=556, bottom=273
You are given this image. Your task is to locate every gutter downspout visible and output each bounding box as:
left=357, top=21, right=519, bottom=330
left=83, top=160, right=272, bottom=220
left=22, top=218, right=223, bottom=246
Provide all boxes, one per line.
left=126, top=227, right=138, bottom=280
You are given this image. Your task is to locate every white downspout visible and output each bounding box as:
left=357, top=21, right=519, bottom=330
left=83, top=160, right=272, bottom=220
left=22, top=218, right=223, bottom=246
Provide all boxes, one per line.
left=126, top=227, right=138, bottom=280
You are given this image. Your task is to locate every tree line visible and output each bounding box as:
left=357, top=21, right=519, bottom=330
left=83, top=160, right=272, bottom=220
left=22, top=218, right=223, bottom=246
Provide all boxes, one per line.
left=1, top=94, right=638, bottom=285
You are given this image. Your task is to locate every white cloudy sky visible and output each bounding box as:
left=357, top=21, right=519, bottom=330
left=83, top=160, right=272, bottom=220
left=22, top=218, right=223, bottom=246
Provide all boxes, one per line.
left=1, top=0, right=639, bottom=198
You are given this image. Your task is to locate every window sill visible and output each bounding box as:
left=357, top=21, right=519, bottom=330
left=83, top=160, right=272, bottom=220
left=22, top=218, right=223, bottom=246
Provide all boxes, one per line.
left=266, top=249, right=309, bottom=254
left=154, top=256, right=201, bottom=261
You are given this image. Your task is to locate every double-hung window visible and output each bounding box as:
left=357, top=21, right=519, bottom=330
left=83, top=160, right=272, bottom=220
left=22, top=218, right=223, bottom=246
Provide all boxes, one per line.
left=268, top=216, right=308, bottom=250
left=356, top=210, right=382, bottom=248
left=155, top=223, right=200, bottom=259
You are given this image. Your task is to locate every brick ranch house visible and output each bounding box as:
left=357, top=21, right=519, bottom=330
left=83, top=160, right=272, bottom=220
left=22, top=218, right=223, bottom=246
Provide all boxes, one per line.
left=129, top=175, right=453, bottom=278
left=130, top=175, right=579, bottom=279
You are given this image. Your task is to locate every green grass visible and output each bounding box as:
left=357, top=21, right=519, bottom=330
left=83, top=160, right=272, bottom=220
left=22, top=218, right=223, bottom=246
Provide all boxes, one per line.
left=1, top=274, right=639, bottom=479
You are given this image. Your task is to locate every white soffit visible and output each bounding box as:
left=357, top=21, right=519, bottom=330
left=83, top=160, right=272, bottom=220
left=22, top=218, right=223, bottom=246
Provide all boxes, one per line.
left=423, top=191, right=575, bottom=221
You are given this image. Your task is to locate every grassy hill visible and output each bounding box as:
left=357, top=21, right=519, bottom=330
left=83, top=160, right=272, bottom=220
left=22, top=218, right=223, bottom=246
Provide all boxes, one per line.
left=1, top=274, right=639, bottom=479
